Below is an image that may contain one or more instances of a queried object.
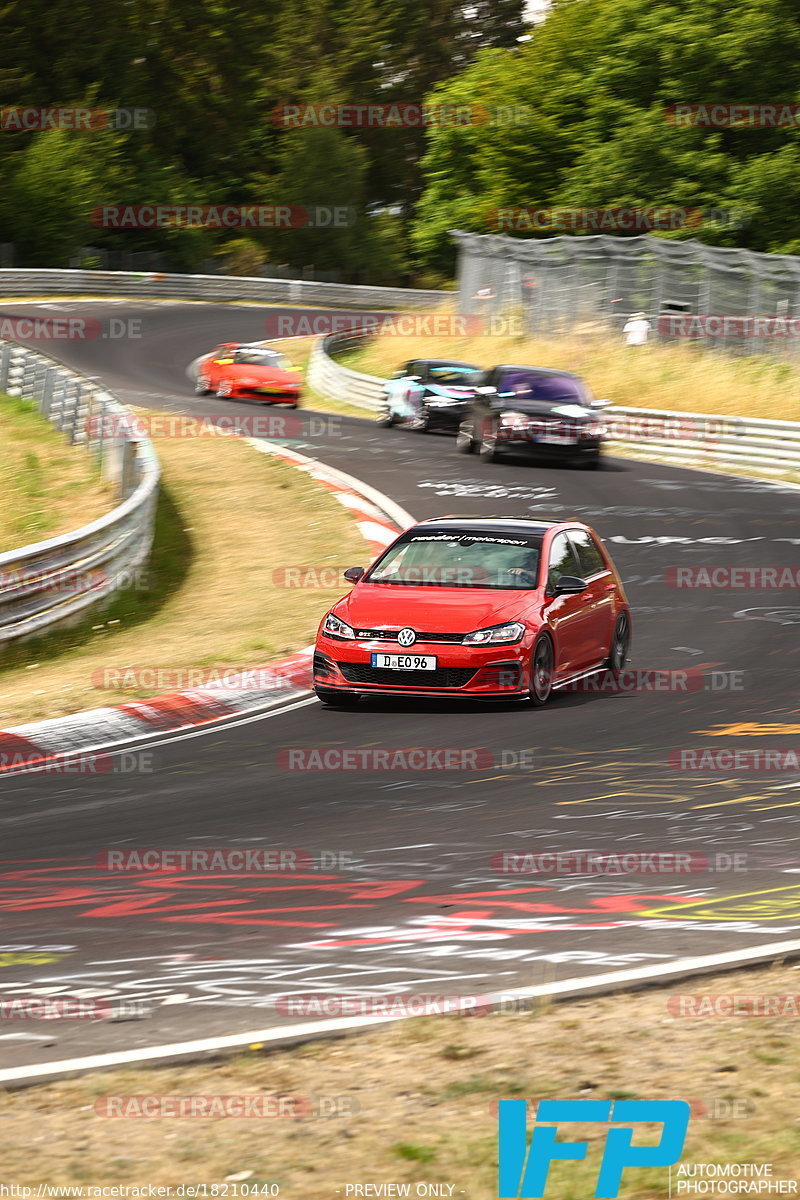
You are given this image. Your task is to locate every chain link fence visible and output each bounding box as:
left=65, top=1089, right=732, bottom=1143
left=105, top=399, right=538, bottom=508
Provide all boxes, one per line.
left=452, top=231, right=800, bottom=355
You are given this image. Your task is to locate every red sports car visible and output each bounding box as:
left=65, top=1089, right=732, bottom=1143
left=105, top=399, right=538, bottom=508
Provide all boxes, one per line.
left=195, top=343, right=302, bottom=405
left=313, top=516, right=631, bottom=706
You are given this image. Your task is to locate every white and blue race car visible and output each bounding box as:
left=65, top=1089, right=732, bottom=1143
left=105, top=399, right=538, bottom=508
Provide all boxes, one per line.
left=377, top=359, right=484, bottom=433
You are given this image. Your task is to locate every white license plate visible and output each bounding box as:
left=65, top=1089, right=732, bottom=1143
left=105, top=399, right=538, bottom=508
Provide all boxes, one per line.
left=535, top=428, right=577, bottom=444
left=371, top=653, right=437, bottom=671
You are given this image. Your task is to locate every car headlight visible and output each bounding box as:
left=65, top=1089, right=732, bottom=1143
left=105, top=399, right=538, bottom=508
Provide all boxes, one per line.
left=499, top=410, right=529, bottom=429
left=463, top=621, right=525, bottom=645
left=322, top=612, right=356, bottom=640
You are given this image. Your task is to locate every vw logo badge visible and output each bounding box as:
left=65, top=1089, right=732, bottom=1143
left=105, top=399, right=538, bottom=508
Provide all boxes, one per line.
left=397, top=628, right=417, bottom=647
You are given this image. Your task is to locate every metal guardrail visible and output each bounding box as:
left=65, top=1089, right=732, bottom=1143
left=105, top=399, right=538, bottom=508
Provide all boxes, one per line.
left=310, top=330, right=800, bottom=475
left=0, top=268, right=447, bottom=310
left=0, top=342, right=160, bottom=643
left=308, top=332, right=387, bottom=410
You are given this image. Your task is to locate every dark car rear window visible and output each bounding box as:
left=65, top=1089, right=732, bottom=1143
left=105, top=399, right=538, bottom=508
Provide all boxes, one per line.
left=495, top=371, right=589, bottom=404
left=426, top=365, right=482, bottom=386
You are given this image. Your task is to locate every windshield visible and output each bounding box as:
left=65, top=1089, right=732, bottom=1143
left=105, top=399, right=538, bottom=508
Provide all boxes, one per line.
left=427, top=365, right=482, bottom=386
left=366, top=532, right=542, bottom=590
left=495, top=371, right=589, bottom=404
left=234, top=349, right=290, bottom=367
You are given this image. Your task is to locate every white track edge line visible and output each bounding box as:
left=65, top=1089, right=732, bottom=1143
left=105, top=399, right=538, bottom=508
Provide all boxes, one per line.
left=3, top=937, right=800, bottom=1084
left=0, top=696, right=319, bottom=777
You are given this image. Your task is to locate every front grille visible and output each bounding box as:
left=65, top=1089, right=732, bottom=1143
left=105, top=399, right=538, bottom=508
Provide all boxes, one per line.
left=337, top=663, right=476, bottom=688
left=245, top=388, right=298, bottom=398
left=354, top=629, right=465, bottom=644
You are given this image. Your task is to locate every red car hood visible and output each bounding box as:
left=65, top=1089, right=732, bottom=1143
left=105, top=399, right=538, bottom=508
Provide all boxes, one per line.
left=336, top=584, right=535, bottom=632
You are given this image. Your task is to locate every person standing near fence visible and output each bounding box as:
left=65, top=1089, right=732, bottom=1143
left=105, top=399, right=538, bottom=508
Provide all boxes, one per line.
left=622, top=311, right=651, bottom=346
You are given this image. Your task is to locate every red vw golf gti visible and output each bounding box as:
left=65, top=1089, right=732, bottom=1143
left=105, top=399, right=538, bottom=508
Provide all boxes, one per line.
left=313, top=517, right=631, bottom=706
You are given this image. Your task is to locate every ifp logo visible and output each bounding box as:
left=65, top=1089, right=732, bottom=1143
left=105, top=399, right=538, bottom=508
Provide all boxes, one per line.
left=498, top=1099, right=690, bottom=1198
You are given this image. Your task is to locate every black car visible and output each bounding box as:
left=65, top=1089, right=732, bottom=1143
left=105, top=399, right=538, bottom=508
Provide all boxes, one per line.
left=377, top=359, right=484, bottom=433
left=455, top=364, right=609, bottom=466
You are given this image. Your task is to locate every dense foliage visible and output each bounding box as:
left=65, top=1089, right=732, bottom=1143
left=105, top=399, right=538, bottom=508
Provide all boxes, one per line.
left=414, top=0, right=800, bottom=269
left=2, top=0, right=799, bottom=278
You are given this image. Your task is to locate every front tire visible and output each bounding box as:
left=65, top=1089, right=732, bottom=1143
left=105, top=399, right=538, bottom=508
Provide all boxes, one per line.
left=409, top=404, right=431, bottom=433
left=529, top=635, right=554, bottom=706
left=315, top=687, right=361, bottom=708
left=456, top=423, right=475, bottom=454
left=479, top=420, right=504, bottom=463
left=376, top=401, right=397, bottom=427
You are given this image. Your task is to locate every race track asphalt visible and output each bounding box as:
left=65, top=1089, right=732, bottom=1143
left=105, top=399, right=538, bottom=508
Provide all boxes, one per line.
left=0, top=301, right=798, bottom=1075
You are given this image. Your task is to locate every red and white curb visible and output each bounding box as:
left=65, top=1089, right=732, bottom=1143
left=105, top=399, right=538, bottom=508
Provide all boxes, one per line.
left=0, top=443, right=413, bottom=773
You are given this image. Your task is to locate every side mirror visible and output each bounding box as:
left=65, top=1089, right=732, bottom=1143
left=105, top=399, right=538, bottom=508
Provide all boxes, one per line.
left=553, top=575, right=588, bottom=596
left=591, top=398, right=611, bottom=409
left=343, top=566, right=365, bottom=583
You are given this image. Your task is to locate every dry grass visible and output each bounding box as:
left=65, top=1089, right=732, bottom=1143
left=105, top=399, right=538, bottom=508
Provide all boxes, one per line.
left=344, top=319, right=800, bottom=423
left=280, top=337, right=379, bottom=419
left=1, top=961, right=798, bottom=1195
left=0, top=396, right=116, bottom=552
left=0, top=421, right=368, bottom=724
